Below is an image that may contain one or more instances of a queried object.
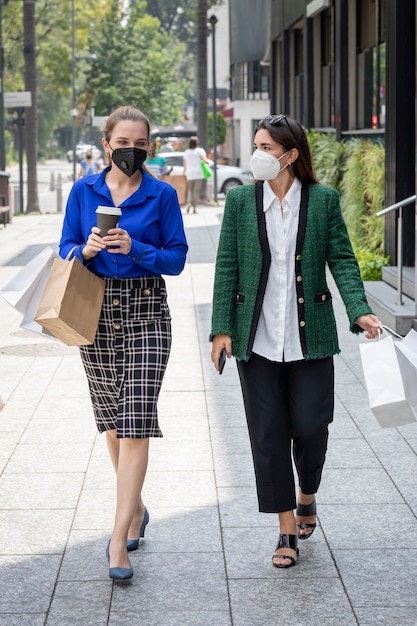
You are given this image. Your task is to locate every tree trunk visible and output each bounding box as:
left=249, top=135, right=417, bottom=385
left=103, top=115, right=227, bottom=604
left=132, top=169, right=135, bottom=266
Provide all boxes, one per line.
left=23, top=0, right=39, bottom=213
left=197, top=0, right=208, bottom=153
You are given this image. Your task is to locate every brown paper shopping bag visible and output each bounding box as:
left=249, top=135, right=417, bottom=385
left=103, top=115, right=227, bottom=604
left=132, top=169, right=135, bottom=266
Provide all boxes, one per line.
left=35, top=257, right=105, bottom=346
left=161, top=174, right=187, bottom=206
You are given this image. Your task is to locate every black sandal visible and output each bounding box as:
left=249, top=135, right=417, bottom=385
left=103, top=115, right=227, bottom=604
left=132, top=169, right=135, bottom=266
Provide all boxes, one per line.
left=296, top=498, right=317, bottom=540
left=272, top=534, right=299, bottom=569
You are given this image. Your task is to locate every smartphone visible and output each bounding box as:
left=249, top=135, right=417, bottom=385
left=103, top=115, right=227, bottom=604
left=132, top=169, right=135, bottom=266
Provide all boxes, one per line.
left=218, top=348, right=226, bottom=375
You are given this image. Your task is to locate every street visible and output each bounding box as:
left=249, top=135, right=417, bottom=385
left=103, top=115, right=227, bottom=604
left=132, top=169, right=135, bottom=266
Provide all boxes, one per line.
left=6, top=159, right=76, bottom=214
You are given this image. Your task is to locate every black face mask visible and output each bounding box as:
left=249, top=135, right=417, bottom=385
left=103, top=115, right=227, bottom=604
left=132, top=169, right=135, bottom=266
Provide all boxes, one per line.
left=108, top=144, right=147, bottom=177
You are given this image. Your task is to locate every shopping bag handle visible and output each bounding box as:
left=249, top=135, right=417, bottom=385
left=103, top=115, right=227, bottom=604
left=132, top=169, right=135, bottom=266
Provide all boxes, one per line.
left=378, top=325, right=403, bottom=340
left=65, top=246, right=78, bottom=261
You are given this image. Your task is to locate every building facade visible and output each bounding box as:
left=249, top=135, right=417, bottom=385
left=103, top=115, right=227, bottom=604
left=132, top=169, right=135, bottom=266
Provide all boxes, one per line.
left=227, top=0, right=416, bottom=266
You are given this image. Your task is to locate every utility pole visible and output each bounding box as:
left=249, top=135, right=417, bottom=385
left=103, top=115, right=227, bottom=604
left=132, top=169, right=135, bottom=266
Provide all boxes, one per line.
left=0, top=0, right=9, bottom=171
left=208, top=14, right=218, bottom=203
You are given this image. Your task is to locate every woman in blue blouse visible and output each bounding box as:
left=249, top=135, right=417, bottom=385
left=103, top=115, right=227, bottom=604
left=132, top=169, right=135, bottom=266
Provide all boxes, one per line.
left=60, top=105, right=188, bottom=580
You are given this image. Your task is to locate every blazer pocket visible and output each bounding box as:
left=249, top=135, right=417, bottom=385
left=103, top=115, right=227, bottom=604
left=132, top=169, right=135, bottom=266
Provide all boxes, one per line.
left=313, top=292, right=337, bottom=343
left=314, top=289, right=332, bottom=304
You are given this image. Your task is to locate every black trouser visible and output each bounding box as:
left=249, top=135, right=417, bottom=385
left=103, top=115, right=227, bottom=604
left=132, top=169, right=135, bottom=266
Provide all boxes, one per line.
left=237, top=354, right=334, bottom=513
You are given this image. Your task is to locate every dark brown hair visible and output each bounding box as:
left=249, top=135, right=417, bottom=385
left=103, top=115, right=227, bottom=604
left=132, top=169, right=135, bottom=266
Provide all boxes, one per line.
left=255, top=116, right=318, bottom=184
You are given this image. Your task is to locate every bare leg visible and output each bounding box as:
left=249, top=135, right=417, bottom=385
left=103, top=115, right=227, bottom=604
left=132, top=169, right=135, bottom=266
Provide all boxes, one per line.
left=272, top=510, right=298, bottom=567
left=106, top=430, right=146, bottom=542
left=105, top=431, right=149, bottom=569
left=105, top=429, right=119, bottom=471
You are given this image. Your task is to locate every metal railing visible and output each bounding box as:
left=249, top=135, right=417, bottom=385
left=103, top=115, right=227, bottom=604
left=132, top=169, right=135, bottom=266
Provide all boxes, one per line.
left=376, top=195, right=416, bottom=306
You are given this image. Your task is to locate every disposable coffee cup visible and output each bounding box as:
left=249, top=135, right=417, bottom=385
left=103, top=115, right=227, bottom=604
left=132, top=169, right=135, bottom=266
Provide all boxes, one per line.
left=96, top=206, right=122, bottom=237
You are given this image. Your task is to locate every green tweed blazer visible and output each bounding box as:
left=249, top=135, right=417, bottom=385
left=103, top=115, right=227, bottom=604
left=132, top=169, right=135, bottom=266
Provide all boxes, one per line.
left=210, top=181, right=373, bottom=361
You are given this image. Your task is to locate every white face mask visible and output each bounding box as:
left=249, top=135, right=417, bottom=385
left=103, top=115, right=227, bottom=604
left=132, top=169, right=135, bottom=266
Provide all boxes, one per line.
left=250, top=149, right=288, bottom=180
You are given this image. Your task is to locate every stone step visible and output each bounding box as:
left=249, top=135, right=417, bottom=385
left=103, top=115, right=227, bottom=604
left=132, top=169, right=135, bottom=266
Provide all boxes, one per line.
left=364, top=279, right=416, bottom=335
left=382, top=265, right=416, bottom=300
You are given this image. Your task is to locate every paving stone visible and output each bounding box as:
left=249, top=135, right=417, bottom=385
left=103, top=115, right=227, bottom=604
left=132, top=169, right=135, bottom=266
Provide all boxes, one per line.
left=228, top=578, right=358, bottom=626
left=0, top=554, right=61, bottom=613
left=0, top=472, right=84, bottom=509
left=318, top=503, right=417, bottom=549
left=0, top=510, right=74, bottom=555
left=108, top=611, right=231, bottom=626
left=46, top=581, right=111, bottom=624
left=333, top=548, right=417, bottom=609
left=110, top=552, right=229, bottom=613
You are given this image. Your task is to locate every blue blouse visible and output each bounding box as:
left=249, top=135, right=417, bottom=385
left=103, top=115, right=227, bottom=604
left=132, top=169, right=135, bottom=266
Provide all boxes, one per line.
left=59, top=167, right=188, bottom=278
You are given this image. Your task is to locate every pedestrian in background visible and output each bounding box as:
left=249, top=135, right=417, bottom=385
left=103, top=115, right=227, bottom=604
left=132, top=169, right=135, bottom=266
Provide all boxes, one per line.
left=145, top=140, right=173, bottom=178
left=60, top=105, right=188, bottom=580
left=77, top=151, right=100, bottom=179
left=210, top=114, right=382, bottom=569
left=183, top=136, right=208, bottom=213
left=160, top=139, right=174, bottom=153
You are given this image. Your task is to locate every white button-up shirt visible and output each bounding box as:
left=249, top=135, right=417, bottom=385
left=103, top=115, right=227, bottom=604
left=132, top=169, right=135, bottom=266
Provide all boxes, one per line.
left=252, top=178, right=304, bottom=362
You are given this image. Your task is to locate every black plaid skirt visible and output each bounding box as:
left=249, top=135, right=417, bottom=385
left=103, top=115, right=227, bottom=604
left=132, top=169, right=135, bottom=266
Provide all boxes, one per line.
left=79, top=276, right=171, bottom=438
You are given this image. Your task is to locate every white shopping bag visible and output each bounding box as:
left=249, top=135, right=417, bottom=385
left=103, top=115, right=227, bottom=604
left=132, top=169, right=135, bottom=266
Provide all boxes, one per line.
left=394, top=328, right=417, bottom=413
left=359, top=329, right=416, bottom=428
left=0, top=247, right=58, bottom=313
left=0, top=246, right=58, bottom=337
left=20, top=269, right=57, bottom=337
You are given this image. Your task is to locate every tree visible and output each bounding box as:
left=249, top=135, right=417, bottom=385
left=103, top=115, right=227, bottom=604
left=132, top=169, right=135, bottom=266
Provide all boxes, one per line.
left=208, top=111, right=226, bottom=148
left=23, top=0, right=39, bottom=213
left=145, top=0, right=224, bottom=48
left=83, top=1, right=191, bottom=126
left=146, top=0, right=224, bottom=135
left=145, top=0, right=197, bottom=42
left=1, top=0, right=225, bottom=173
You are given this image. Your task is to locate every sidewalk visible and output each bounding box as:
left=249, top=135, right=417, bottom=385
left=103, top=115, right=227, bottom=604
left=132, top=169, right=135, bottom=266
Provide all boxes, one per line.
left=0, top=195, right=416, bottom=626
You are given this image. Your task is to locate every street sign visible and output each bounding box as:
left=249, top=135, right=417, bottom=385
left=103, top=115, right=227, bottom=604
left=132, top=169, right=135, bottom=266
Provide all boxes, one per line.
left=4, top=92, right=32, bottom=108
left=92, top=115, right=108, bottom=128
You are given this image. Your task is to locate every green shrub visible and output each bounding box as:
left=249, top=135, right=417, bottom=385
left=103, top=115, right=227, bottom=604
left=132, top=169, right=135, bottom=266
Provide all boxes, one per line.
left=307, top=131, right=347, bottom=194
left=340, top=138, right=385, bottom=253
left=308, top=131, right=387, bottom=277
left=354, top=246, right=390, bottom=281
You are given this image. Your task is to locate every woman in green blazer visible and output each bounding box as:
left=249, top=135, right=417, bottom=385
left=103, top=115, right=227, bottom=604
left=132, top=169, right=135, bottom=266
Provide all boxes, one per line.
left=210, top=115, right=382, bottom=569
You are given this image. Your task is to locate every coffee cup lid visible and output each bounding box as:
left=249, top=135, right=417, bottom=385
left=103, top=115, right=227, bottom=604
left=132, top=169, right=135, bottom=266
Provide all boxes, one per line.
left=96, top=206, right=122, bottom=216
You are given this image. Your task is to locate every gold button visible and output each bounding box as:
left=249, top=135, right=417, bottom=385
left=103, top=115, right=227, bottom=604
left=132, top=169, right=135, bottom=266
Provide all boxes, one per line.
left=112, top=298, right=120, bottom=305
left=296, top=276, right=302, bottom=282
left=298, top=297, right=304, bottom=304
left=321, top=294, right=326, bottom=301
left=114, top=323, right=121, bottom=330
left=296, top=254, right=301, bottom=261
left=143, top=288, right=151, bottom=296
left=300, top=321, right=306, bottom=327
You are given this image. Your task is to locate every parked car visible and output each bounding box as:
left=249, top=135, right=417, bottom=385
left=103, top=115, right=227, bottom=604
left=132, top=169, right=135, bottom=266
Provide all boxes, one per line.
left=160, top=152, right=253, bottom=195
left=67, top=143, right=102, bottom=163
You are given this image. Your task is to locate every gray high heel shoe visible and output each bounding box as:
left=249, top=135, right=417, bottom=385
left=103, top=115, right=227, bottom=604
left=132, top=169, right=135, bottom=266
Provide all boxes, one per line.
left=127, top=508, right=149, bottom=552
left=106, top=540, right=133, bottom=580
